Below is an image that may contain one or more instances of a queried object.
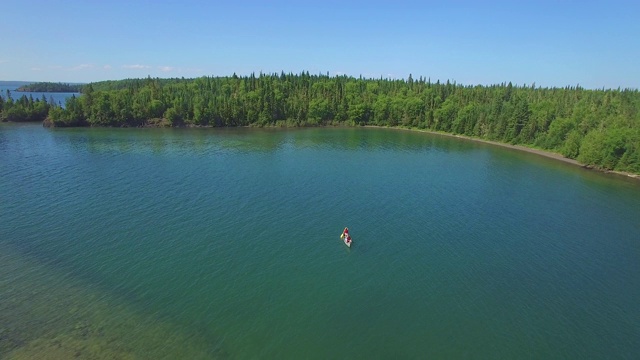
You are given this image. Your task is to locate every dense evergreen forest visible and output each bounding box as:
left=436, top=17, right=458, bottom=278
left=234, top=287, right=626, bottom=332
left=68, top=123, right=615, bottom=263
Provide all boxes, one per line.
left=16, top=82, right=82, bottom=93
left=3, top=72, right=639, bottom=174
left=0, top=91, right=53, bottom=123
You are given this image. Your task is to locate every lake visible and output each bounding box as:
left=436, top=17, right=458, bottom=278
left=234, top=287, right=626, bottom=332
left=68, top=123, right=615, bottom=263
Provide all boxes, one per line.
left=1, top=124, right=638, bottom=359
left=0, top=82, right=79, bottom=107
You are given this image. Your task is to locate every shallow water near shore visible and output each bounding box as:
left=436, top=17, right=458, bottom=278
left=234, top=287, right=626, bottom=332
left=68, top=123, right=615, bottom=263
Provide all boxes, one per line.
left=1, top=124, right=639, bottom=358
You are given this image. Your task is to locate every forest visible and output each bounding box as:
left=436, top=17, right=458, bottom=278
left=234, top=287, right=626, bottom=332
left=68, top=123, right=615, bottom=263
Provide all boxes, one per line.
left=1, top=72, right=639, bottom=174
left=16, top=82, right=82, bottom=93
left=0, top=91, right=52, bottom=123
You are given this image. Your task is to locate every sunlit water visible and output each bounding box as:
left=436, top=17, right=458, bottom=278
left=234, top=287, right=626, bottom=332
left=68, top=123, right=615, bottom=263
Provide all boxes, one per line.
left=1, top=124, right=639, bottom=358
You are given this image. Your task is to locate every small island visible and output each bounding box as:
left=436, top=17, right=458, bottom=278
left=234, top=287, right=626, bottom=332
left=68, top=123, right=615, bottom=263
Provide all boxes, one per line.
left=16, top=82, right=82, bottom=93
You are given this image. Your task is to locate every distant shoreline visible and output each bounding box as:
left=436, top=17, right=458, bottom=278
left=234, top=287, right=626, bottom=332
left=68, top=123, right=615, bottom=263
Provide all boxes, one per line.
left=15, top=88, right=80, bottom=93
left=14, top=81, right=82, bottom=93
left=365, top=125, right=640, bottom=181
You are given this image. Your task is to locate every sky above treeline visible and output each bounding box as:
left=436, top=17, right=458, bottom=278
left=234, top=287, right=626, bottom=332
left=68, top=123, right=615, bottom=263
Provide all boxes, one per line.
left=1, top=0, right=638, bottom=89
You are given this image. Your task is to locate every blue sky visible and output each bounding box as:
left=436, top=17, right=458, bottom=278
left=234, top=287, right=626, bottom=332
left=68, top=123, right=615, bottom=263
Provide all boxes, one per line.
left=1, top=0, right=638, bottom=89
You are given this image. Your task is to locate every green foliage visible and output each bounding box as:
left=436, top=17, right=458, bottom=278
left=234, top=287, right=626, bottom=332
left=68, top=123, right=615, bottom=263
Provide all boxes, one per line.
left=560, top=130, right=583, bottom=158
left=0, top=93, right=53, bottom=123
left=577, top=128, right=639, bottom=171
left=537, top=117, right=576, bottom=150
left=45, top=73, right=640, bottom=174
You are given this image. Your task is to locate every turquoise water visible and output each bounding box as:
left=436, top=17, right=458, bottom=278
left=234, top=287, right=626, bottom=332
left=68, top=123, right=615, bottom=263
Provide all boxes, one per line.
left=1, top=124, right=639, bottom=358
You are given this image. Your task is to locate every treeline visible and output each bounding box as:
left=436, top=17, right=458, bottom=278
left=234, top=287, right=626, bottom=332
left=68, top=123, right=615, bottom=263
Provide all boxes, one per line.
left=86, top=78, right=186, bottom=92
left=17, top=82, right=82, bottom=93
left=46, top=72, right=640, bottom=174
left=0, top=91, right=54, bottom=123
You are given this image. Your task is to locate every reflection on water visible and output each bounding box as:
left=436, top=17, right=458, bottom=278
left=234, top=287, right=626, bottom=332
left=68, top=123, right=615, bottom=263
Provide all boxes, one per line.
left=48, top=127, right=483, bottom=157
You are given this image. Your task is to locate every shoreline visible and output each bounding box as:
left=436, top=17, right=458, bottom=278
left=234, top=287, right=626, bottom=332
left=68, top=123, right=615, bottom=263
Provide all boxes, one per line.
left=366, top=125, right=640, bottom=181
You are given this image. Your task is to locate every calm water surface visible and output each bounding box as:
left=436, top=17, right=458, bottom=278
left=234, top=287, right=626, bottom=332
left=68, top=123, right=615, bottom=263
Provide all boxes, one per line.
left=1, top=124, right=639, bottom=358
left=0, top=83, right=79, bottom=107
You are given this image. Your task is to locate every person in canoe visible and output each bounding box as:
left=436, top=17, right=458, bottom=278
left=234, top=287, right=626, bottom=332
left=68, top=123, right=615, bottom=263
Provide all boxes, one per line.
left=340, top=227, right=352, bottom=246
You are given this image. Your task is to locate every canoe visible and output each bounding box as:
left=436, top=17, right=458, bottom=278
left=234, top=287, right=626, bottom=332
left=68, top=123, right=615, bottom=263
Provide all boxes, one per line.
left=340, top=231, right=352, bottom=248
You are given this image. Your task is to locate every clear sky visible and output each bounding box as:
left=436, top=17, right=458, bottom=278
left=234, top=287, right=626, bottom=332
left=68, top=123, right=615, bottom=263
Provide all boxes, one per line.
left=1, top=0, right=638, bottom=89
